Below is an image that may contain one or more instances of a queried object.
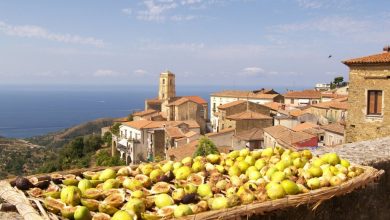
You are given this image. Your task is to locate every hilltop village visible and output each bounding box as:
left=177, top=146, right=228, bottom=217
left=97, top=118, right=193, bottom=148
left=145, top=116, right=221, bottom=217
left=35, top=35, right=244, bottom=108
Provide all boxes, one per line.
left=104, top=46, right=390, bottom=165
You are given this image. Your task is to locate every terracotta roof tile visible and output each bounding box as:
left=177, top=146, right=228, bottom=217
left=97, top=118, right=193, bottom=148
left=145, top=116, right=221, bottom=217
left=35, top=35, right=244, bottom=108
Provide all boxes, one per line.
left=264, top=125, right=316, bottom=145
left=284, top=90, right=321, bottom=99
left=289, top=109, right=306, bottom=117
left=133, top=109, right=157, bottom=117
left=211, top=90, right=280, bottom=99
left=122, top=120, right=199, bottom=130
left=206, top=128, right=235, bottom=137
left=218, top=100, right=247, bottom=110
left=321, top=123, right=345, bottom=135
left=168, top=96, right=207, bottom=106
left=329, top=102, right=348, bottom=110
left=165, top=127, right=185, bottom=138
left=184, top=96, right=207, bottom=105
left=227, top=110, right=272, bottom=120
left=343, top=51, right=390, bottom=65
left=122, top=120, right=154, bottom=129
left=235, top=128, right=264, bottom=141
left=292, top=122, right=319, bottom=132
left=263, top=102, right=283, bottom=111
left=166, top=140, right=199, bottom=160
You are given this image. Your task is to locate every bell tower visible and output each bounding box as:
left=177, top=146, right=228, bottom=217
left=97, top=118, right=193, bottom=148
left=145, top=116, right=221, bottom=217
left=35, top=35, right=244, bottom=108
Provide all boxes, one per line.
left=158, top=70, right=176, bottom=100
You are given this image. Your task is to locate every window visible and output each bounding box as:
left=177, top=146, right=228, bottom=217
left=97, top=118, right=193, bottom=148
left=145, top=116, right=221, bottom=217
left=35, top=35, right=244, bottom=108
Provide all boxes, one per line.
left=213, top=103, right=216, bottom=112
left=312, top=100, right=318, bottom=104
left=367, top=90, right=382, bottom=115
left=291, top=98, right=295, bottom=104
left=162, top=79, right=165, bottom=84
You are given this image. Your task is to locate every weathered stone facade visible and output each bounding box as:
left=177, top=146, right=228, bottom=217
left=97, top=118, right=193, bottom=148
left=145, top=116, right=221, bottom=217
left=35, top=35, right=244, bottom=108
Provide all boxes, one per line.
left=217, top=101, right=271, bottom=131
left=158, top=71, right=176, bottom=100
left=345, top=64, right=390, bottom=143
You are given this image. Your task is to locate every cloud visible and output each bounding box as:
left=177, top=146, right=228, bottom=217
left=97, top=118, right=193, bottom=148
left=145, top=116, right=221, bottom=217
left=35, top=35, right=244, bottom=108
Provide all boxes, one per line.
left=170, top=15, right=197, bottom=21
left=94, top=69, right=119, bottom=77
left=296, top=0, right=351, bottom=9
left=240, top=67, right=265, bottom=76
left=122, top=8, right=132, bottom=15
left=136, top=0, right=178, bottom=21
left=128, top=0, right=230, bottom=22
left=133, top=69, right=148, bottom=76
left=0, top=21, right=105, bottom=47
left=272, top=16, right=369, bottom=35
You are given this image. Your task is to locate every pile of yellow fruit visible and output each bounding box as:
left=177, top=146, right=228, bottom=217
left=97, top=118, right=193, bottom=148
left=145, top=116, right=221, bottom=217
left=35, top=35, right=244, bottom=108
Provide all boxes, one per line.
left=18, top=147, right=364, bottom=220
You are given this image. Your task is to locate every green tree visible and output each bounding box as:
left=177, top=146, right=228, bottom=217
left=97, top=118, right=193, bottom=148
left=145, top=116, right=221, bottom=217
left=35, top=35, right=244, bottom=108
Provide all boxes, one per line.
left=193, top=137, right=219, bottom=157
left=333, top=76, right=344, bottom=87
left=83, top=135, right=103, bottom=154
left=110, top=123, right=121, bottom=136
left=127, top=114, right=134, bottom=121
left=102, top=131, right=112, bottom=147
left=95, top=150, right=125, bottom=166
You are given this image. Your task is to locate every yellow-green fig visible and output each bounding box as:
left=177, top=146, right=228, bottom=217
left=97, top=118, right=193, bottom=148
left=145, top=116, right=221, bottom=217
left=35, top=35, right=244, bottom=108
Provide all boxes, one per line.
left=112, top=210, right=134, bottom=220
left=123, top=198, right=146, bottom=215
left=175, top=166, right=191, bottom=180
left=211, top=197, right=228, bottom=210
left=61, top=186, right=81, bottom=206
left=174, top=204, right=193, bottom=217
left=197, top=184, right=213, bottom=198
left=266, top=182, right=285, bottom=200
left=78, top=179, right=92, bottom=194
left=99, top=168, right=116, bottom=182
left=281, top=180, right=299, bottom=195
left=307, top=178, right=321, bottom=189
left=154, top=194, right=174, bottom=208
left=74, top=206, right=91, bottom=220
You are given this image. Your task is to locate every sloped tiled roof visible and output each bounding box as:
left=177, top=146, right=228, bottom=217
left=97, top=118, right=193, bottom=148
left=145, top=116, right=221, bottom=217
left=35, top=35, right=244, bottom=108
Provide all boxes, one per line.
left=321, top=123, right=345, bottom=135
left=263, top=102, right=283, bottom=111
left=168, top=96, right=207, bottom=106
left=165, top=127, right=185, bottom=138
left=311, top=100, right=349, bottom=110
left=292, top=122, right=319, bottom=132
left=184, top=96, right=207, bottom=105
left=211, top=90, right=280, bottom=99
left=122, top=120, right=154, bottom=129
left=289, top=109, right=306, bottom=117
left=284, top=90, right=321, bottom=99
left=330, top=102, right=349, bottom=110
left=133, top=109, right=157, bottom=117
left=264, top=125, right=316, bottom=145
left=206, top=128, right=235, bottom=137
left=166, top=140, right=199, bottom=160
left=122, top=120, right=199, bottom=130
left=343, top=51, right=390, bottom=65
left=218, top=100, right=247, bottom=110
left=227, top=110, right=272, bottom=120
left=235, top=128, right=264, bottom=141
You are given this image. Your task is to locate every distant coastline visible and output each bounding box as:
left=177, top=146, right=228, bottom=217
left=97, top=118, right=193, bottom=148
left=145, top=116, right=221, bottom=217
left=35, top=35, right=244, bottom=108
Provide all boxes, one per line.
left=0, top=84, right=309, bottom=138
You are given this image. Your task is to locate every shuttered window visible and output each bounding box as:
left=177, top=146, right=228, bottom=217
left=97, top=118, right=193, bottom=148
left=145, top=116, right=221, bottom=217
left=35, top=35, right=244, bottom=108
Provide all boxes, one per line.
left=367, top=90, right=383, bottom=115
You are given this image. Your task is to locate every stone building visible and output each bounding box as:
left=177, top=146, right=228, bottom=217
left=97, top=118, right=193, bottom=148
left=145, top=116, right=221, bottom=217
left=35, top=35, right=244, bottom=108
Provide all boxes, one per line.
left=274, top=109, right=318, bottom=129
left=305, top=98, right=348, bottom=125
left=343, top=46, right=390, bottom=142
left=284, top=90, right=322, bottom=107
left=212, top=100, right=271, bottom=132
left=321, top=123, right=345, bottom=146
left=210, top=89, right=283, bottom=130
left=112, top=120, right=200, bottom=164
left=264, top=125, right=318, bottom=150
left=143, top=71, right=209, bottom=133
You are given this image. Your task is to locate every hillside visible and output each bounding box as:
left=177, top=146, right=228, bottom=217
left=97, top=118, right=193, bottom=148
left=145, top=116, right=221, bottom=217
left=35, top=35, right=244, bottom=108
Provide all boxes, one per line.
left=27, top=117, right=115, bottom=148
left=0, top=138, right=50, bottom=179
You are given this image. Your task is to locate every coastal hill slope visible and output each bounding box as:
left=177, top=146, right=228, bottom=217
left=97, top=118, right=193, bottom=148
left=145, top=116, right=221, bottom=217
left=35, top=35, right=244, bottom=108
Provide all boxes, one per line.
left=27, top=118, right=115, bottom=148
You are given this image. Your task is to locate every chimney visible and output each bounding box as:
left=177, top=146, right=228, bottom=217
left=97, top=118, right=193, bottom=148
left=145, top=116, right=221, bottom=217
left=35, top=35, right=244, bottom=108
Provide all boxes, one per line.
left=281, top=104, right=286, bottom=110
left=383, top=45, right=390, bottom=53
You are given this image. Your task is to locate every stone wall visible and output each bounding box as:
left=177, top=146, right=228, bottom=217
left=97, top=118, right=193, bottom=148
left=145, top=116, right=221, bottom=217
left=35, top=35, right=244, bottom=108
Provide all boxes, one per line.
left=250, top=137, right=390, bottom=220
left=346, top=65, right=390, bottom=143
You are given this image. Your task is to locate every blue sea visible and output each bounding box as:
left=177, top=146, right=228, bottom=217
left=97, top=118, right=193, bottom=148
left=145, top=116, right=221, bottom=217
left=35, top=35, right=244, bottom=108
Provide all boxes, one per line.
left=0, top=84, right=306, bottom=138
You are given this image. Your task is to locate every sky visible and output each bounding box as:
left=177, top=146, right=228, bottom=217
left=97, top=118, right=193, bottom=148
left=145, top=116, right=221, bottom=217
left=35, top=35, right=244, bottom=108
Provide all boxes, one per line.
left=0, top=0, right=389, bottom=87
